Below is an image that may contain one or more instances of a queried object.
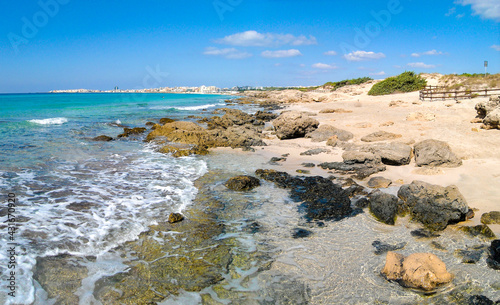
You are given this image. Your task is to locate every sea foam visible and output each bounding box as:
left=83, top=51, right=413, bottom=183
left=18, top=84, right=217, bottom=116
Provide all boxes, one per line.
left=28, top=117, right=68, bottom=125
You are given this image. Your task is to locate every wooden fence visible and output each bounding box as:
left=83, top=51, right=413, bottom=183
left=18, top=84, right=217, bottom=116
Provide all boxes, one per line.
left=419, top=86, right=500, bottom=101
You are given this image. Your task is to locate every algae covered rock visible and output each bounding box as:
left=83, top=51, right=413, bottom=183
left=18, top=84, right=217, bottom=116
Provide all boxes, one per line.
left=168, top=212, right=184, bottom=223
left=369, top=190, right=400, bottom=225
left=117, top=127, right=147, bottom=138
left=225, top=175, right=261, bottom=191
left=481, top=211, right=500, bottom=225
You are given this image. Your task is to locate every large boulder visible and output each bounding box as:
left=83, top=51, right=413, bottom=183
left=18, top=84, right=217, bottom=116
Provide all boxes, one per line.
left=364, top=143, right=413, bottom=166
left=369, top=190, right=400, bottom=225
left=305, top=124, right=353, bottom=142
left=483, top=108, right=500, bottom=129
left=320, top=151, right=386, bottom=180
left=397, top=180, right=470, bottom=231
left=272, top=111, right=319, bottom=139
left=413, top=139, right=462, bottom=167
left=382, top=252, right=453, bottom=291
left=361, top=131, right=402, bottom=142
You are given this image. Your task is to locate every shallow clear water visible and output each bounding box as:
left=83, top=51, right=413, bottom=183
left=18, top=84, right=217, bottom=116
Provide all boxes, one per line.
left=0, top=93, right=228, bottom=304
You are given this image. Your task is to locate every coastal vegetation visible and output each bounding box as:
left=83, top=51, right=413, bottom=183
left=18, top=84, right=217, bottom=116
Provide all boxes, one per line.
left=368, top=71, right=427, bottom=96
left=322, top=76, right=373, bottom=90
left=441, top=73, right=500, bottom=90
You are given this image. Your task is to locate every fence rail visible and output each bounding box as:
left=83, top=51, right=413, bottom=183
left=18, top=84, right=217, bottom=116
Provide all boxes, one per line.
left=419, top=86, right=500, bottom=101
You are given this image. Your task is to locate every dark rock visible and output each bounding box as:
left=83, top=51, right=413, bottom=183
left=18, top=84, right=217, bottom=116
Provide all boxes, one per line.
left=486, top=239, right=500, bottom=270
left=117, top=127, right=147, bottom=138
left=372, top=240, right=407, bottom=255
left=145, top=121, right=156, bottom=127
left=430, top=241, right=447, bottom=251
left=361, top=131, right=402, bottom=142
left=225, top=175, right=261, bottom=191
left=344, top=184, right=368, bottom=198
left=481, top=211, right=500, bottom=225
left=256, top=170, right=352, bottom=221
left=300, top=148, right=330, bottom=156
left=414, top=139, right=462, bottom=167
left=292, top=228, right=313, bottom=239
left=469, top=295, right=495, bottom=305
left=354, top=197, right=370, bottom=208
left=411, top=229, right=441, bottom=239
left=305, top=125, right=354, bottom=142
left=302, top=163, right=316, bottom=168
left=296, top=169, right=310, bottom=174
left=160, top=118, right=176, bottom=125
left=460, top=225, right=496, bottom=239
left=398, top=180, right=470, bottom=231
left=92, top=135, right=114, bottom=141
left=245, top=222, right=261, bottom=234
left=369, top=190, right=400, bottom=225
left=168, top=213, right=184, bottom=223
left=454, top=245, right=487, bottom=264
left=272, top=111, right=319, bottom=139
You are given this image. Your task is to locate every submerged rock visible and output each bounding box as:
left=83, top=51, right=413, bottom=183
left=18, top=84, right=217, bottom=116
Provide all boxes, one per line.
left=381, top=251, right=453, bottom=291
left=372, top=240, right=407, bottom=255
left=398, top=180, right=470, bottom=231
left=413, top=139, right=462, bottom=167
left=256, top=170, right=352, bottom=221
left=225, top=175, right=261, bottom=191
left=159, top=117, right=176, bottom=125
left=454, top=245, right=488, bottom=264
left=410, top=229, right=441, bottom=239
left=92, top=135, right=113, bottom=141
left=272, top=111, right=319, bottom=139
left=159, top=143, right=209, bottom=157
left=292, top=228, right=313, bottom=239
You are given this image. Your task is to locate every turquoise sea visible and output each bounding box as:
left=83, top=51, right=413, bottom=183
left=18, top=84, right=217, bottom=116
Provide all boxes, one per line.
left=0, top=93, right=231, bottom=304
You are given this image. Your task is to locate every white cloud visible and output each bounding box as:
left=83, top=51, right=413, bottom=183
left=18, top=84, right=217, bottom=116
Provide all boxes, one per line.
left=261, top=49, right=302, bottom=58
left=203, top=47, right=252, bottom=59
left=456, top=0, right=500, bottom=21
left=344, top=51, right=386, bottom=61
left=215, top=30, right=317, bottom=47
left=370, top=71, right=386, bottom=76
left=411, top=49, right=445, bottom=57
left=324, top=50, right=337, bottom=56
left=312, top=63, right=337, bottom=69
left=456, top=13, right=466, bottom=18
left=407, top=62, right=436, bottom=68
left=492, top=45, right=500, bottom=51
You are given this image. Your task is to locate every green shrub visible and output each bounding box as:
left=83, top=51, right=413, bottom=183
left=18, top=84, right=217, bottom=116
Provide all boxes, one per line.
left=368, top=71, right=427, bottom=96
left=323, top=77, right=372, bottom=91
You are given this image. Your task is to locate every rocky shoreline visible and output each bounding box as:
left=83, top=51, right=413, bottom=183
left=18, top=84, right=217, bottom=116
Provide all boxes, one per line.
left=37, top=87, right=500, bottom=304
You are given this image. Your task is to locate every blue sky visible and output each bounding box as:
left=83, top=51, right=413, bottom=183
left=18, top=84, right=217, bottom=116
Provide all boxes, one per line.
left=0, top=0, right=499, bottom=93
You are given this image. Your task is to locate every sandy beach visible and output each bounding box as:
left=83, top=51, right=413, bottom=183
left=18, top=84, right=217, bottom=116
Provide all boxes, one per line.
left=227, top=76, right=500, bottom=236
